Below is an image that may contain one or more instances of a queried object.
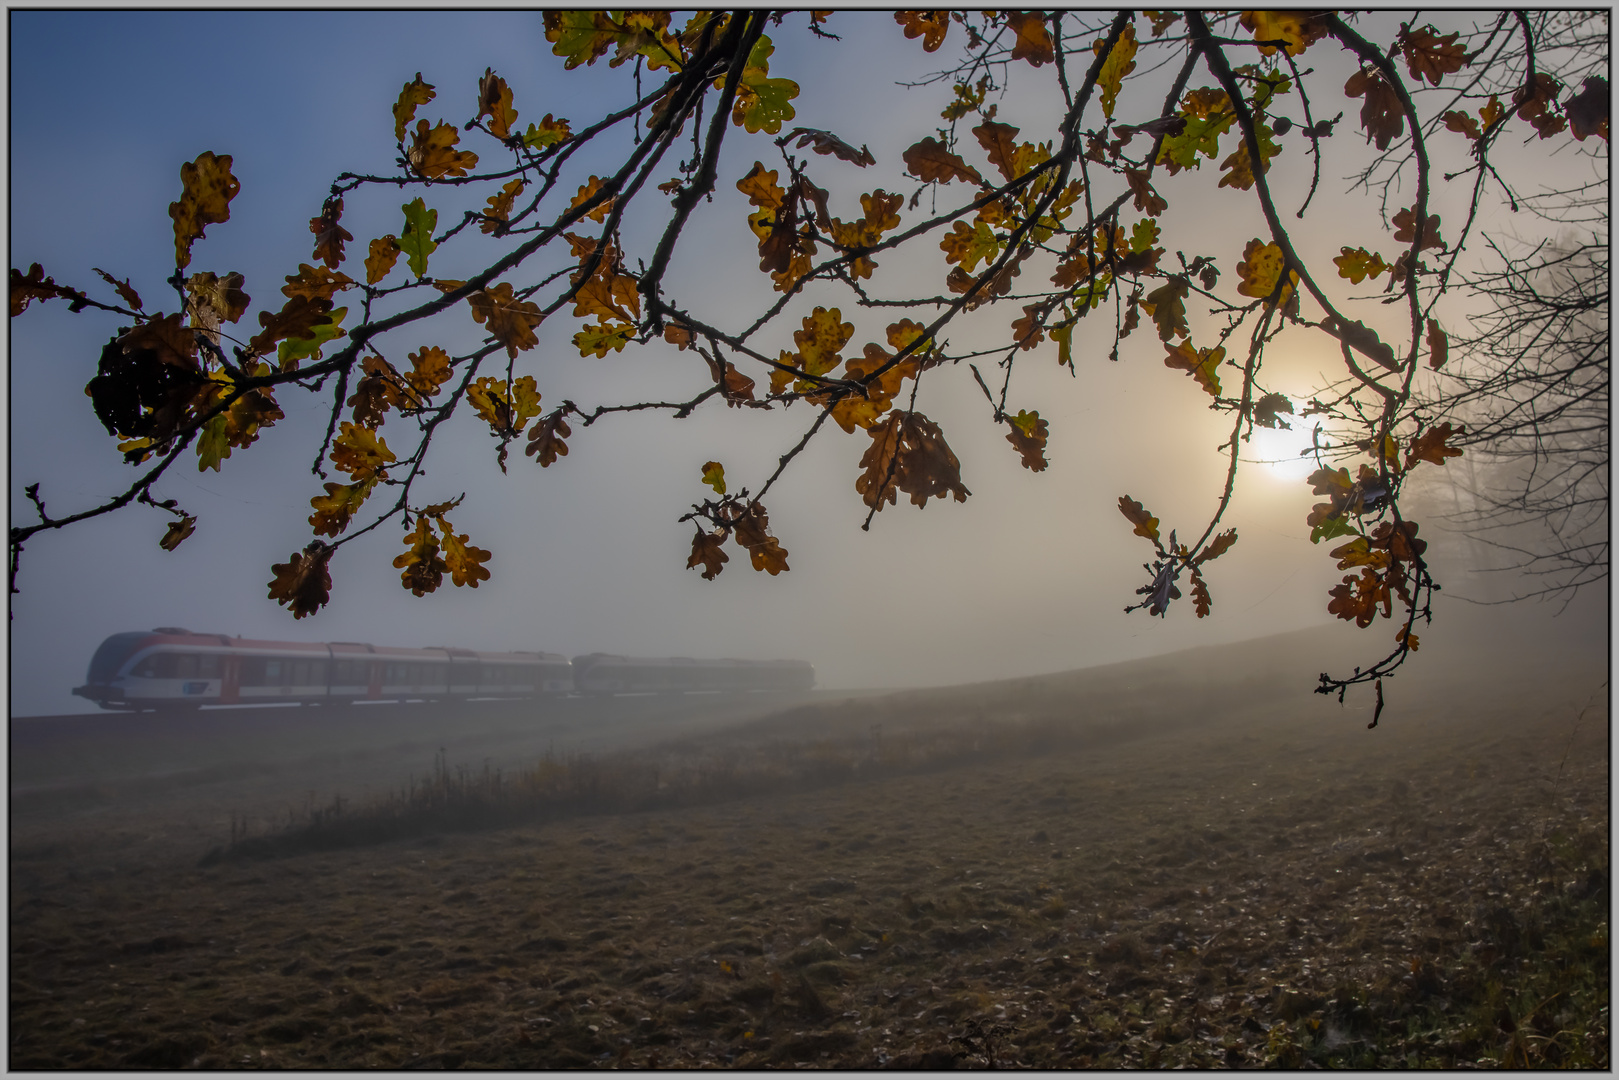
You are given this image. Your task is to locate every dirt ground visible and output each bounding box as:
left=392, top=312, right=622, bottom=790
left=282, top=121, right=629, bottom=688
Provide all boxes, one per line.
left=9, top=625, right=1609, bottom=1068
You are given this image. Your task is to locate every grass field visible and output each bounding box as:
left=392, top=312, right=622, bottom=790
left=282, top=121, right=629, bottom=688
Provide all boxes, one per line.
left=10, top=621, right=1608, bottom=1068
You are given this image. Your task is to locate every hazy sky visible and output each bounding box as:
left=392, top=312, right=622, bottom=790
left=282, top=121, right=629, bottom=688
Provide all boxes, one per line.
left=8, top=12, right=1594, bottom=715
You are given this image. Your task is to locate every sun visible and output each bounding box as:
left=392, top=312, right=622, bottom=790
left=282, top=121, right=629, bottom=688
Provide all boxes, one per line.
left=1243, top=422, right=1321, bottom=481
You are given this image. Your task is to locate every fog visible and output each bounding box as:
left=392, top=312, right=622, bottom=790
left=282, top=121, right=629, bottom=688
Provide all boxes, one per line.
left=9, top=11, right=1602, bottom=719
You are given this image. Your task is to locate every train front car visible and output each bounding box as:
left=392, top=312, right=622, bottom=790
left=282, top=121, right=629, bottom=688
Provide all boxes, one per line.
left=73, top=628, right=237, bottom=711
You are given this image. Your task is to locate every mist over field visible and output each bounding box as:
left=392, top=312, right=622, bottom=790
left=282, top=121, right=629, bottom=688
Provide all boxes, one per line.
left=11, top=590, right=1609, bottom=1068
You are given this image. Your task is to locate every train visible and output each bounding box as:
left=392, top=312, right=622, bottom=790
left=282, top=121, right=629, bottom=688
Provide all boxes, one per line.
left=71, top=628, right=816, bottom=712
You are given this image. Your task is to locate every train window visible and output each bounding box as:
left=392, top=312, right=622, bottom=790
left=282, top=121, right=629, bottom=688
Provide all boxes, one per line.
left=265, top=660, right=284, bottom=683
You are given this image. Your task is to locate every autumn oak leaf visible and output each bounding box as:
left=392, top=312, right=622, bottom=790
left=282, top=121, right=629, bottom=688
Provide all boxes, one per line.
left=393, top=73, right=435, bottom=142
left=1117, top=496, right=1160, bottom=543
left=169, top=152, right=239, bottom=272
left=894, top=10, right=950, bottom=52
left=268, top=542, right=334, bottom=619
left=1005, top=409, right=1048, bottom=472
left=159, top=514, right=197, bottom=552
left=902, top=137, right=983, bottom=185
left=524, top=408, right=573, bottom=467
left=1405, top=422, right=1464, bottom=469
left=687, top=528, right=730, bottom=581
left=468, top=282, right=544, bottom=358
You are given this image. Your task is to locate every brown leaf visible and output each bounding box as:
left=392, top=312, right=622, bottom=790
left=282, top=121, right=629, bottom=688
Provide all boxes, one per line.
left=1405, top=421, right=1464, bottom=469
left=308, top=196, right=353, bottom=269
left=1117, top=496, right=1160, bottom=543
left=1344, top=67, right=1405, bottom=150
left=281, top=263, right=354, bottom=303
left=973, top=120, right=1023, bottom=182
left=159, top=514, right=197, bottom=551
left=783, top=127, right=875, bottom=167
left=687, top=527, right=730, bottom=580
left=11, top=263, right=85, bottom=316
left=1005, top=409, right=1048, bottom=472
left=1426, top=319, right=1448, bottom=370
left=730, top=502, right=790, bottom=575
left=1563, top=77, right=1608, bottom=141
left=902, top=137, right=983, bottom=185
left=1194, top=528, right=1238, bottom=565
left=1512, top=72, right=1567, bottom=139
left=1188, top=566, right=1212, bottom=618
left=1323, top=317, right=1399, bottom=372
left=347, top=354, right=409, bottom=426
left=468, top=282, right=544, bottom=358
left=524, top=408, right=572, bottom=467
left=856, top=412, right=970, bottom=511
left=247, top=295, right=334, bottom=357
left=1124, top=167, right=1167, bottom=216
left=1398, top=24, right=1466, bottom=86
left=267, top=542, right=334, bottom=619
left=93, top=268, right=144, bottom=311
left=1392, top=206, right=1444, bottom=250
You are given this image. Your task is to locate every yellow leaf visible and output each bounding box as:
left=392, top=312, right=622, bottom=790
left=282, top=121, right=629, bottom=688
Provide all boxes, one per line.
left=701, top=461, right=726, bottom=494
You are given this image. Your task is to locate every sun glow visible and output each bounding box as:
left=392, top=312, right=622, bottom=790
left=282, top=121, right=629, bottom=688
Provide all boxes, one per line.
left=1243, top=423, right=1321, bottom=482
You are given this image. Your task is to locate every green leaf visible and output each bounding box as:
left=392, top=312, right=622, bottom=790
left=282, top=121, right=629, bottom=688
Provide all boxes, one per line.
left=1156, top=110, right=1235, bottom=173
left=701, top=460, right=726, bottom=494
left=196, top=412, right=231, bottom=472
left=731, top=36, right=799, bottom=134
left=399, top=198, right=439, bottom=278
left=1310, top=514, right=1359, bottom=545
left=278, top=306, right=347, bottom=368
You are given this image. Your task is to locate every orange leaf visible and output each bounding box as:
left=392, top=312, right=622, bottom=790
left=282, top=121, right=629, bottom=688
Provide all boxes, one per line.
left=893, top=10, right=950, bottom=51
left=1005, top=11, right=1054, bottom=66
left=476, top=68, right=519, bottom=139
left=482, top=179, right=526, bottom=235
left=407, top=119, right=479, bottom=179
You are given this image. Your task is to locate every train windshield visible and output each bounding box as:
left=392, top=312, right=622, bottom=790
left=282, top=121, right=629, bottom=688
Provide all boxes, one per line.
left=86, top=633, right=152, bottom=683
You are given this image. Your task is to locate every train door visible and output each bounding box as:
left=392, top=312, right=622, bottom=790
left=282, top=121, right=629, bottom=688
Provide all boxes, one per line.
left=367, top=660, right=383, bottom=700
left=220, top=653, right=241, bottom=705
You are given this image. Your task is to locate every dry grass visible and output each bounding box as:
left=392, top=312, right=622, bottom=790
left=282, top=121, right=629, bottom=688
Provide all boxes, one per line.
left=10, top=628, right=1608, bottom=1068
